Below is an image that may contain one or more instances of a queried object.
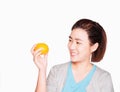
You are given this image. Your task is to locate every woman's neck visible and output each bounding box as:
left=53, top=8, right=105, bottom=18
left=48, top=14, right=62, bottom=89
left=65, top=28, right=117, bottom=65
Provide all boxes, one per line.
left=71, top=61, right=93, bottom=83
left=71, top=61, right=93, bottom=73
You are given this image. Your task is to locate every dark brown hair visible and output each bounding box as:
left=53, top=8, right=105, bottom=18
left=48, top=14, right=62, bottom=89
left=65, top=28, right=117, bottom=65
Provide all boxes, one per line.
left=72, top=19, right=107, bottom=62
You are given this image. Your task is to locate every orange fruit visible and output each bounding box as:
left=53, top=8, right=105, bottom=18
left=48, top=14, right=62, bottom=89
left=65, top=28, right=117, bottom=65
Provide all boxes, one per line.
left=34, top=43, right=49, bottom=54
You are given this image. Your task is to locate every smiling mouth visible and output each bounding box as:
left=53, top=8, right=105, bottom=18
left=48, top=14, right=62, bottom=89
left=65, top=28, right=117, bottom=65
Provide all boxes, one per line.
left=70, top=52, right=78, bottom=56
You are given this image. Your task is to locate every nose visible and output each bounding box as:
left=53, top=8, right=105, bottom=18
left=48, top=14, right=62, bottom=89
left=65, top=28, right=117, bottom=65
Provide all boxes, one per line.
left=69, top=42, right=76, bottom=50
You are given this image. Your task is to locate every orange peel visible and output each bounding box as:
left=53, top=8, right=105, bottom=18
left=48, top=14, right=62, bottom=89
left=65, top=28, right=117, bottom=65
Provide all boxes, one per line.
left=34, top=43, right=49, bottom=54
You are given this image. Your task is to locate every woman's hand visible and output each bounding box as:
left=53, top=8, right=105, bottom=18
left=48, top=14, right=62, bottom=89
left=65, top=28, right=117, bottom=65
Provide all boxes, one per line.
left=31, top=44, right=47, bottom=92
left=31, top=44, right=48, bottom=72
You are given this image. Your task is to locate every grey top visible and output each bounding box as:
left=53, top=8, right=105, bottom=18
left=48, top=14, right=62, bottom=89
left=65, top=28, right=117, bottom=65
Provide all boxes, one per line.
left=47, top=62, right=114, bottom=92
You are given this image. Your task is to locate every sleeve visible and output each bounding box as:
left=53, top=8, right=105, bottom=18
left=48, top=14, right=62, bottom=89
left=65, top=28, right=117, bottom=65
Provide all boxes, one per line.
left=99, top=72, right=114, bottom=92
left=46, top=66, right=57, bottom=92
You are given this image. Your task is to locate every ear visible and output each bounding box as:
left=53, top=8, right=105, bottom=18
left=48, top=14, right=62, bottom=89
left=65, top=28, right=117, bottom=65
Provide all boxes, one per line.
left=91, top=43, right=99, bottom=53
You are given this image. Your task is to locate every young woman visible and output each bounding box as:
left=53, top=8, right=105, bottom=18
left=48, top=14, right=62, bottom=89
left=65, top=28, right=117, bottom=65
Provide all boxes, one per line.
left=31, top=19, right=114, bottom=92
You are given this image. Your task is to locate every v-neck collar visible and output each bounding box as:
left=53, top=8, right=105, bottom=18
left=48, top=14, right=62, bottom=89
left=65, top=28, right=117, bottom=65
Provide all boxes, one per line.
left=69, top=62, right=96, bottom=87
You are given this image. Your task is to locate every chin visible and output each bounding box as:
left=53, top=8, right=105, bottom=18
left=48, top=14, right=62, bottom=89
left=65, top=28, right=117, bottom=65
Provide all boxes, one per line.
left=70, top=57, right=81, bottom=62
left=71, top=58, right=79, bottom=62
left=71, top=60, right=79, bottom=62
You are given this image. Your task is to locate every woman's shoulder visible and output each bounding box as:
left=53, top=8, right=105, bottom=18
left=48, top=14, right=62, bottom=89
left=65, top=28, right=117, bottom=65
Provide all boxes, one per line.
left=51, top=61, right=70, bottom=71
left=95, top=65, right=111, bottom=76
left=93, top=65, right=112, bottom=81
left=47, top=62, right=70, bottom=80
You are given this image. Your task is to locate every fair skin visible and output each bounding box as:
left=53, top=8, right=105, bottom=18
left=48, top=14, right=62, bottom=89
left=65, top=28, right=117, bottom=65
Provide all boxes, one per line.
left=68, top=28, right=98, bottom=83
left=31, top=46, right=48, bottom=92
left=31, top=28, right=98, bottom=92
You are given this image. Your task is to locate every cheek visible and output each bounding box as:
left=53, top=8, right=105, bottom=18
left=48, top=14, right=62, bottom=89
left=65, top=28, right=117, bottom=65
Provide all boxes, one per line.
left=78, top=45, right=91, bottom=54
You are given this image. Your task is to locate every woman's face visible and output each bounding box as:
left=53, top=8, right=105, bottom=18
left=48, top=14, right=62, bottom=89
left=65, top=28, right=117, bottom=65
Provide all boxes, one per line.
left=68, top=28, right=93, bottom=63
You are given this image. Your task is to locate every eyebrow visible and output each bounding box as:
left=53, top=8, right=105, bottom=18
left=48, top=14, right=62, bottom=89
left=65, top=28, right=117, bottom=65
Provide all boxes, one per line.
left=69, top=36, right=82, bottom=41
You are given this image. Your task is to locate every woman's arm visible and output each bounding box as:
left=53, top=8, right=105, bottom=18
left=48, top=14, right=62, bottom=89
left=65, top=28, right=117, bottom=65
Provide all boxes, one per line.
left=31, top=45, right=48, bottom=92
left=35, top=70, right=47, bottom=92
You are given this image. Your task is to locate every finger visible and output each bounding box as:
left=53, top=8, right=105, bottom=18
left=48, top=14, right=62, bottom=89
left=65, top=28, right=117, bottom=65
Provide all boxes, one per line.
left=33, top=52, right=41, bottom=64
left=34, top=50, right=45, bottom=61
left=33, top=48, right=43, bottom=56
left=44, top=54, right=48, bottom=62
left=31, top=44, right=36, bottom=55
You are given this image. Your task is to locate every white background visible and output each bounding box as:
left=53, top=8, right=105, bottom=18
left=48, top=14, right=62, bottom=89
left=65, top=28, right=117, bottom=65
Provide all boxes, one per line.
left=0, top=0, right=120, bottom=92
